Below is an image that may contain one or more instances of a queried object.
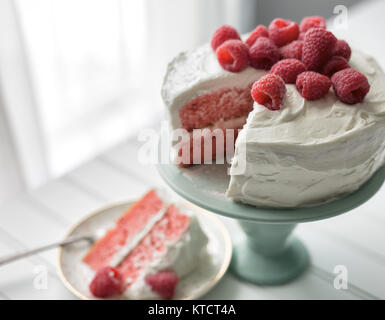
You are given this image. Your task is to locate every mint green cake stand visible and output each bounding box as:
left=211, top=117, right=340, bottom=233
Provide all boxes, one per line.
left=157, top=163, right=385, bottom=285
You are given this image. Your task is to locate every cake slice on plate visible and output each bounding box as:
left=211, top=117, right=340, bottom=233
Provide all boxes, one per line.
left=82, top=189, right=208, bottom=299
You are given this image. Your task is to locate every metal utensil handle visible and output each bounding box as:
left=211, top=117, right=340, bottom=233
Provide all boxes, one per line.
left=0, top=235, right=91, bottom=266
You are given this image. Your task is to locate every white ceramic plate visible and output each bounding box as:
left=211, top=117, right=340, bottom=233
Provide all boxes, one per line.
left=58, top=200, right=232, bottom=300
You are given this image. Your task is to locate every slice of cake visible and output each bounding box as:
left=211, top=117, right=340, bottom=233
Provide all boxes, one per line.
left=83, top=189, right=208, bottom=299
left=162, top=16, right=385, bottom=208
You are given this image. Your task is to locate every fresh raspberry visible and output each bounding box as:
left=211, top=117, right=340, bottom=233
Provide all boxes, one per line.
left=251, top=74, right=286, bottom=110
left=331, top=68, right=370, bottom=104
left=145, top=271, right=179, bottom=300
left=249, top=37, right=280, bottom=70
left=296, top=71, right=332, bottom=100
left=321, top=56, right=350, bottom=77
left=271, top=59, right=307, bottom=84
left=216, top=40, right=249, bottom=72
left=89, top=266, right=124, bottom=298
left=279, top=40, right=303, bottom=60
left=298, top=32, right=306, bottom=41
left=302, top=28, right=337, bottom=71
left=211, top=25, right=241, bottom=51
left=299, top=16, right=326, bottom=33
left=334, top=39, right=352, bottom=61
left=245, top=25, right=269, bottom=47
left=268, top=18, right=299, bottom=47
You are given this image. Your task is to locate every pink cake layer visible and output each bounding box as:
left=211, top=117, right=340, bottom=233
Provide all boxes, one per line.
left=179, top=86, right=253, bottom=131
left=177, top=121, right=244, bottom=167
left=177, top=86, right=253, bottom=166
left=117, top=204, right=190, bottom=283
left=83, top=190, right=165, bottom=271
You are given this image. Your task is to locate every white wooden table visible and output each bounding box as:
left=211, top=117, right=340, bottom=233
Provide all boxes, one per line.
left=1, top=0, right=385, bottom=301
left=0, top=133, right=385, bottom=300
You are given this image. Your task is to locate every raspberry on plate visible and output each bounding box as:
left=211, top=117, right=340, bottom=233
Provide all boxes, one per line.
left=331, top=68, right=370, bottom=104
left=271, top=59, right=307, bottom=84
left=146, top=271, right=179, bottom=300
left=89, top=266, right=125, bottom=298
left=251, top=74, right=286, bottom=110
left=296, top=71, right=332, bottom=100
left=268, top=18, right=299, bottom=47
left=245, top=25, right=269, bottom=47
left=299, top=16, right=326, bottom=33
left=279, top=40, right=303, bottom=61
left=211, top=25, right=241, bottom=51
left=216, top=39, right=249, bottom=72
left=302, top=28, right=337, bottom=71
left=321, top=56, right=350, bottom=77
left=334, top=39, right=352, bottom=61
left=249, top=37, right=280, bottom=70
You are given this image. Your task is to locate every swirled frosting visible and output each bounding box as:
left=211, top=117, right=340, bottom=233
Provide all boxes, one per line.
left=243, top=51, right=385, bottom=145
left=228, top=50, right=385, bottom=207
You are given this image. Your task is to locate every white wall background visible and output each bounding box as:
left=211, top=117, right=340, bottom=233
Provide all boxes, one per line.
left=0, top=95, right=23, bottom=203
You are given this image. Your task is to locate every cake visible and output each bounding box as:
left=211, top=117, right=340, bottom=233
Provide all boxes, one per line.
left=161, top=16, right=385, bottom=207
left=162, top=37, right=265, bottom=166
left=82, top=189, right=208, bottom=299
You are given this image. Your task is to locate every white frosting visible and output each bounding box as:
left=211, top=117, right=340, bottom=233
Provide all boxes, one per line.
left=123, top=212, right=208, bottom=299
left=162, top=38, right=385, bottom=207
left=109, top=207, right=168, bottom=267
left=228, top=50, right=385, bottom=207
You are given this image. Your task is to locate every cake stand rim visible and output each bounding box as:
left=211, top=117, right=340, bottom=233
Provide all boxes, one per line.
left=157, top=162, right=385, bottom=224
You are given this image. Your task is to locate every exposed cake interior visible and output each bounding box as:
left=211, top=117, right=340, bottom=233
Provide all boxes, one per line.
left=177, top=86, right=254, bottom=166
left=83, top=189, right=165, bottom=271
left=82, top=189, right=209, bottom=299
left=117, top=204, right=189, bottom=284
left=179, top=86, right=253, bottom=130
left=83, top=191, right=190, bottom=283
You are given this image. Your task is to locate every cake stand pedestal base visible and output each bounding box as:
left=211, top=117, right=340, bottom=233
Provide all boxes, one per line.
left=230, top=222, right=309, bottom=285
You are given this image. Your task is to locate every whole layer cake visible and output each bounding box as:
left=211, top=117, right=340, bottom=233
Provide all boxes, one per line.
left=161, top=17, right=385, bottom=207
